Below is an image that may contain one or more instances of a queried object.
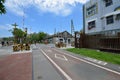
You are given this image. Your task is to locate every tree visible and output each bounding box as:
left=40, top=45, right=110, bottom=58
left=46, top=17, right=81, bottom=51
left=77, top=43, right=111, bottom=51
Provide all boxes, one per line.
left=38, top=32, right=47, bottom=42
left=29, top=33, right=38, bottom=43
left=80, top=29, right=83, bottom=33
left=2, top=37, right=14, bottom=42
left=0, top=0, right=6, bottom=15
left=28, top=32, right=47, bottom=43
left=12, top=27, right=26, bottom=44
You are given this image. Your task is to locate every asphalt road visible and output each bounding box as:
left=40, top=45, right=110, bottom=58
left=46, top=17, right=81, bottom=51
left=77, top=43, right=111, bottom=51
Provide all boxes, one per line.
left=33, top=45, right=120, bottom=80
left=1, top=44, right=120, bottom=80
left=32, top=44, right=64, bottom=80
left=0, top=46, right=12, bottom=57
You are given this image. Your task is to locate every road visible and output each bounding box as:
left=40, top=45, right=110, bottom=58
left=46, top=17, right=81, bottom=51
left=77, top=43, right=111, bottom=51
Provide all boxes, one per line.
left=0, top=45, right=12, bottom=58
left=1, top=44, right=120, bottom=80
left=33, top=44, right=120, bottom=80
left=32, top=44, right=64, bottom=80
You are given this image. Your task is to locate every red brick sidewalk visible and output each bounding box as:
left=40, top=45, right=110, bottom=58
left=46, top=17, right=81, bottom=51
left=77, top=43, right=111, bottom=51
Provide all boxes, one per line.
left=0, top=53, right=32, bottom=80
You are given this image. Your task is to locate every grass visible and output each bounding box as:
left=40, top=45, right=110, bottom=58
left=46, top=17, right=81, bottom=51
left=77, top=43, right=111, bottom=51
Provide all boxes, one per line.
left=66, top=48, right=120, bottom=65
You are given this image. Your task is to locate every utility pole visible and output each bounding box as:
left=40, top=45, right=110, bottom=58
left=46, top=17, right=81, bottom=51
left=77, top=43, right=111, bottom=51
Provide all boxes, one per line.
left=71, top=19, right=75, bottom=36
left=54, top=28, right=56, bottom=35
left=12, top=23, right=18, bottom=44
left=22, top=5, right=25, bottom=29
left=12, top=23, right=18, bottom=28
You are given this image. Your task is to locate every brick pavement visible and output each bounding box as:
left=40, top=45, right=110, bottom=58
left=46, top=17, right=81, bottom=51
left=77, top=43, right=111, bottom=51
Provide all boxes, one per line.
left=0, top=53, right=32, bottom=80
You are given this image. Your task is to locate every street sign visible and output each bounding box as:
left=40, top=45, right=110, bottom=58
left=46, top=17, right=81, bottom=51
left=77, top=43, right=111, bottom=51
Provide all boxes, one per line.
left=76, top=33, right=80, bottom=38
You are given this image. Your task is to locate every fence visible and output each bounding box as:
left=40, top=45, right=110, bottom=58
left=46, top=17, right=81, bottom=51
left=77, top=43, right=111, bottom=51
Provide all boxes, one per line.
left=75, top=33, right=120, bottom=52
left=99, top=37, right=120, bottom=52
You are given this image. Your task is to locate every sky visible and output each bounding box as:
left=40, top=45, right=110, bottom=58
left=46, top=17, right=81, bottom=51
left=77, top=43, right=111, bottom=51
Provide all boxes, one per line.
left=0, top=0, right=89, bottom=38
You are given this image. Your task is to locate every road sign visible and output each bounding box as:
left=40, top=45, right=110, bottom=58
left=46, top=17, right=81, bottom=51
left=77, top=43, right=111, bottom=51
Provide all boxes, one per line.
left=76, top=33, right=80, bottom=38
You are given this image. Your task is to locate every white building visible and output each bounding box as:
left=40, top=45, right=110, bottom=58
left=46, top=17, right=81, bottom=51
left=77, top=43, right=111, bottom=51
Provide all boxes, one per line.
left=83, top=0, right=120, bottom=36
left=46, top=31, right=74, bottom=44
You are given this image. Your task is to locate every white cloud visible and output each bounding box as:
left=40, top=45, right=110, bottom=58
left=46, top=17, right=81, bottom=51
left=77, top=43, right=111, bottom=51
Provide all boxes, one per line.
left=0, top=24, right=14, bottom=30
left=5, top=0, right=89, bottom=16
left=0, top=24, right=34, bottom=35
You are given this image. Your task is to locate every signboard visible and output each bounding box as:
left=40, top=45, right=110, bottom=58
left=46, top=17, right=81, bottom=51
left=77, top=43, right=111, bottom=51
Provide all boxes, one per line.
left=76, top=33, right=80, bottom=38
left=75, top=32, right=81, bottom=48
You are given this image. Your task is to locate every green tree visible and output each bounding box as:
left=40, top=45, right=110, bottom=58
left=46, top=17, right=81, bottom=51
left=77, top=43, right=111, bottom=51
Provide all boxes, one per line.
left=28, top=32, right=47, bottom=43
left=28, top=33, right=38, bottom=43
left=2, top=37, right=14, bottom=42
left=0, top=0, right=6, bottom=15
left=38, top=32, right=47, bottom=42
left=12, top=27, right=26, bottom=43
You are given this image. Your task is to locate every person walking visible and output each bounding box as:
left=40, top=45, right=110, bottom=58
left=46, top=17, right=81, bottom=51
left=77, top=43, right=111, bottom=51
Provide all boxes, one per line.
left=6, top=41, right=9, bottom=46
left=1, top=41, right=4, bottom=47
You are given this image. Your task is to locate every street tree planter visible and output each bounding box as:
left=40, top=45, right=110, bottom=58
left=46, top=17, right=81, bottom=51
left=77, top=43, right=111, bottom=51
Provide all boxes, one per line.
left=13, top=44, right=30, bottom=52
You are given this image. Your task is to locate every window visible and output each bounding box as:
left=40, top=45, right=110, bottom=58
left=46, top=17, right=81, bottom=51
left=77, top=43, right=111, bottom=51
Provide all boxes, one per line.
left=106, top=15, right=114, bottom=25
left=115, top=14, right=120, bottom=20
left=88, top=21, right=96, bottom=30
left=59, top=39, right=63, bottom=42
left=86, top=3, right=98, bottom=17
left=105, top=0, right=113, bottom=7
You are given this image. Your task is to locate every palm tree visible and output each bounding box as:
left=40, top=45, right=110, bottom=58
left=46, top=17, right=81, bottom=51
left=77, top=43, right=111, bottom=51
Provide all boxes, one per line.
left=0, top=0, right=6, bottom=15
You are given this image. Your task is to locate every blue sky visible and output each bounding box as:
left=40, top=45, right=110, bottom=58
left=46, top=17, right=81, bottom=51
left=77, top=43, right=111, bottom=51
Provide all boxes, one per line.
left=0, top=0, right=89, bottom=38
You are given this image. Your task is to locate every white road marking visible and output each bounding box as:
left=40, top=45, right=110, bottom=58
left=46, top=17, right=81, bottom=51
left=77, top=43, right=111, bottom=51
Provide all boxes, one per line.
left=103, top=62, right=107, bottom=65
left=93, top=59, right=97, bottom=62
left=53, top=49, right=120, bottom=75
left=84, top=57, right=107, bottom=65
left=63, top=55, right=68, bottom=61
left=40, top=49, right=72, bottom=80
left=98, top=61, right=102, bottom=64
left=47, top=50, right=52, bottom=52
left=55, top=54, right=68, bottom=61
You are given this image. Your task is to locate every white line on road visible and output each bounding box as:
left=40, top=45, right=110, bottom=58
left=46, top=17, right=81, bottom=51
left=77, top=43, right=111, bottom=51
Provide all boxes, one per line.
left=55, top=54, right=68, bottom=61
left=53, top=49, right=120, bottom=75
left=103, top=63, right=107, bottom=65
left=84, top=57, right=107, bottom=65
left=98, top=61, right=102, bottom=64
left=47, top=50, right=52, bottom=52
left=63, top=55, right=68, bottom=61
left=40, top=49, right=72, bottom=80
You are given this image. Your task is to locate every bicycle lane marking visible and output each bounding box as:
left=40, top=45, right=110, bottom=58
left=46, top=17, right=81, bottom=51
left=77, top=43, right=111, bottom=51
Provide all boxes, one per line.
left=53, top=48, right=120, bottom=75
left=40, top=49, right=72, bottom=80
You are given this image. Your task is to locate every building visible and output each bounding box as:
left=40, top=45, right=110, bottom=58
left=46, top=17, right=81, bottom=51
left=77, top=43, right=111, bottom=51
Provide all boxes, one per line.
left=83, top=0, right=120, bottom=36
left=46, top=31, right=74, bottom=44
left=81, top=0, right=120, bottom=52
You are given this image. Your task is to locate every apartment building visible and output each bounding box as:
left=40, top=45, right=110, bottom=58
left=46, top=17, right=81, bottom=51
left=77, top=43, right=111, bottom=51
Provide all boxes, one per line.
left=83, top=0, right=120, bottom=36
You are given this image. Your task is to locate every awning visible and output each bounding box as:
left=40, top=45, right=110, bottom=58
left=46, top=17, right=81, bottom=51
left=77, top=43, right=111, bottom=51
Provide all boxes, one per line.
left=113, top=10, right=120, bottom=15
left=114, top=6, right=120, bottom=11
left=102, top=10, right=120, bottom=17
left=87, top=18, right=97, bottom=23
left=104, top=12, right=115, bottom=17
left=101, top=6, right=120, bottom=18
